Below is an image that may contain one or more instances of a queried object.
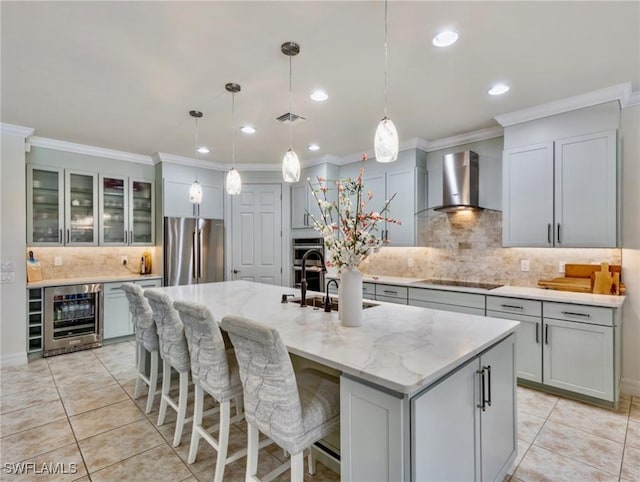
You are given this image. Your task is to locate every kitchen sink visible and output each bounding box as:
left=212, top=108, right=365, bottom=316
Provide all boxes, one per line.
left=290, top=295, right=378, bottom=311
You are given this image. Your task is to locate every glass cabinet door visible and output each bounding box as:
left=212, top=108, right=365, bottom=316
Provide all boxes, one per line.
left=65, top=171, right=98, bottom=245
left=129, top=179, right=154, bottom=245
left=27, top=166, right=64, bottom=245
left=100, top=176, right=128, bottom=245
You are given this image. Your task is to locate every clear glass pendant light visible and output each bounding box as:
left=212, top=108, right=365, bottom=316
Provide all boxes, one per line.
left=225, top=83, right=242, bottom=195
left=189, top=110, right=203, bottom=204
left=281, top=42, right=301, bottom=183
left=374, top=0, right=399, bottom=163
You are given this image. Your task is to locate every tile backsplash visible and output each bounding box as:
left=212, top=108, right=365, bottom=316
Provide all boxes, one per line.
left=26, top=246, right=160, bottom=280
left=360, top=210, right=622, bottom=286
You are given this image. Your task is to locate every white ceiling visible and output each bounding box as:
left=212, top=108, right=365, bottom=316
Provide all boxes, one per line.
left=2, top=1, right=639, bottom=166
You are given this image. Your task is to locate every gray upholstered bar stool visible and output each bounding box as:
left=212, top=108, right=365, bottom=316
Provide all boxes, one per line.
left=173, top=300, right=246, bottom=482
left=144, top=289, right=192, bottom=447
left=221, top=315, right=340, bottom=482
left=121, top=283, right=160, bottom=414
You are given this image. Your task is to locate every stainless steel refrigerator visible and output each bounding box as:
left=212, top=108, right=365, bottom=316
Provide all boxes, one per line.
left=164, top=217, right=224, bottom=286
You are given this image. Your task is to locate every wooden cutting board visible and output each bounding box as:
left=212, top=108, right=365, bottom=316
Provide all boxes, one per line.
left=565, top=263, right=621, bottom=279
left=593, top=263, right=613, bottom=294
left=537, top=277, right=592, bottom=292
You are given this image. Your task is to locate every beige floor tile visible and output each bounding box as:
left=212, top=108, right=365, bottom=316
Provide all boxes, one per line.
left=513, top=445, right=617, bottom=482
left=534, top=420, right=624, bottom=475
left=630, top=401, right=640, bottom=423
left=627, top=420, right=640, bottom=449
left=46, top=351, right=99, bottom=372
left=52, top=364, right=112, bottom=385
left=56, top=375, right=118, bottom=397
left=516, top=386, right=559, bottom=419
left=70, top=399, right=144, bottom=440
left=0, top=419, right=75, bottom=463
left=1, top=375, right=57, bottom=397
left=0, top=443, right=88, bottom=482
left=90, top=444, right=191, bottom=482
left=61, top=382, right=127, bottom=416
left=516, top=411, right=545, bottom=444
left=507, top=440, right=530, bottom=476
left=0, top=384, right=60, bottom=414
left=0, top=399, right=67, bottom=437
left=196, top=445, right=282, bottom=482
left=548, top=397, right=629, bottom=443
left=621, top=445, right=640, bottom=480
left=78, top=419, right=164, bottom=473
left=0, top=361, right=51, bottom=385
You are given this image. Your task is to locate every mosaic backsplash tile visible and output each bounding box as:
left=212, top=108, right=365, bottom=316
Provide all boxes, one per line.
left=360, top=210, right=622, bottom=287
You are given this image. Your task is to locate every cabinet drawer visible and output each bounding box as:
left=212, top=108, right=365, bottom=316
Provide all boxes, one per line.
left=375, top=284, right=407, bottom=301
left=136, top=278, right=162, bottom=289
left=363, top=282, right=375, bottom=296
left=104, top=282, right=126, bottom=294
left=409, top=288, right=485, bottom=310
left=411, top=299, right=485, bottom=316
left=375, top=294, right=408, bottom=305
left=543, top=302, right=614, bottom=327
left=486, top=296, right=541, bottom=317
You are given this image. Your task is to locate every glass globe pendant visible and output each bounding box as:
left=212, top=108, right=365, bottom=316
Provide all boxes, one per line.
left=281, top=41, right=301, bottom=183
left=282, top=148, right=301, bottom=183
left=225, top=83, right=242, bottom=195
left=374, top=117, right=399, bottom=163
left=226, top=167, right=242, bottom=195
left=189, top=180, right=203, bottom=204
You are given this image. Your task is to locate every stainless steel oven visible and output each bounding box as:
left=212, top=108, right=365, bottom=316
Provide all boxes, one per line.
left=292, top=237, right=325, bottom=291
left=44, top=284, right=103, bottom=357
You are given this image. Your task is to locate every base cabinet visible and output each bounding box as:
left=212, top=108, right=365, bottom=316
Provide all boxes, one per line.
left=103, top=278, right=161, bottom=340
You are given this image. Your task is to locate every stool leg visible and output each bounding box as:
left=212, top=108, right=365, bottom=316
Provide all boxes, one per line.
left=173, top=371, right=189, bottom=447
left=245, top=422, right=259, bottom=482
left=307, top=445, right=316, bottom=475
left=291, top=452, right=304, bottom=482
left=145, top=350, right=159, bottom=414
left=213, top=400, right=231, bottom=482
left=134, top=344, right=144, bottom=399
left=157, top=359, right=171, bottom=426
left=188, top=384, right=204, bottom=464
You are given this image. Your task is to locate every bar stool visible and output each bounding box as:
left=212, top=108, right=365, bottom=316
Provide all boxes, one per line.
left=121, top=283, right=160, bottom=414
left=220, top=315, right=340, bottom=482
left=143, top=289, right=191, bottom=447
left=174, top=300, right=247, bottom=482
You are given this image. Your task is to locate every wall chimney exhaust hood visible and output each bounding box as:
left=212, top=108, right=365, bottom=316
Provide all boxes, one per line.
left=434, top=150, right=481, bottom=212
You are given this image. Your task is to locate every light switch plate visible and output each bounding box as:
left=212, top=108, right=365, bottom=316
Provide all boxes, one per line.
left=559, top=261, right=566, bottom=273
left=54, top=256, right=63, bottom=266
left=520, top=259, right=530, bottom=272
left=408, top=258, right=414, bottom=268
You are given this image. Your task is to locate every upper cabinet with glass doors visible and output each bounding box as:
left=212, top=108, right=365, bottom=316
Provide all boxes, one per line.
left=99, top=175, right=154, bottom=246
left=27, top=166, right=98, bottom=246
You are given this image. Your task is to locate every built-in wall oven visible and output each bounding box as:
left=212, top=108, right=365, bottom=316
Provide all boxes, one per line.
left=43, top=284, right=103, bottom=357
left=292, top=237, right=325, bottom=292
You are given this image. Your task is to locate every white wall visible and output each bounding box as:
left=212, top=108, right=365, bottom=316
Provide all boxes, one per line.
left=621, top=104, right=640, bottom=395
left=0, top=130, right=29, bottom=365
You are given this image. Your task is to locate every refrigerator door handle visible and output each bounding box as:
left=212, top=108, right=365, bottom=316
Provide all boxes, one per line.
left=198, top=229, right=203, bottom=279
left=192, top=230, right=198, bottom=280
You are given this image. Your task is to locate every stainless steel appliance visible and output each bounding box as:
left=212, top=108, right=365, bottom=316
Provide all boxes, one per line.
left=292, top=237, right=325, bottom=291
left=435, top=150, right=481, bottom=212
left=164, top=216, right=224, bottom=286
left=44, top=284, right=103, bottom=357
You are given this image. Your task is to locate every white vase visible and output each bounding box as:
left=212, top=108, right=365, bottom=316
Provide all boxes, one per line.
left=339, top=266, right=363, bottom=327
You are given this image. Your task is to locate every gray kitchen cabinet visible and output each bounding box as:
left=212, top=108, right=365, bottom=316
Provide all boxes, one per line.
left=163, top=178, right=223, bottom=219
left=99, top=175, right=154, bottom=246
left=412, top=333, right=517, bottom=481
left=408, top=287, right=486, bottom=315
left=103, top=278, right=162, bottom=340
left=291, top=164, right=339, bottom=230
left=375, top=284, right=408, bottom=305
left=503, top=130, right=617, bottom=248
left=27, top=165, right=98, bottom=246
left=327, top=280, right=376, bottom=301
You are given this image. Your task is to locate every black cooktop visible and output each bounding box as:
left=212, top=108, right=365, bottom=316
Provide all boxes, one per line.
left=418, top=279, right=503, bottom=290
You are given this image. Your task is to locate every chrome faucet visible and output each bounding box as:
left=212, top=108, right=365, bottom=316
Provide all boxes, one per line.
left=300, top=249, right=326, bottom=307
left=324, top=279, right=339, bottom=312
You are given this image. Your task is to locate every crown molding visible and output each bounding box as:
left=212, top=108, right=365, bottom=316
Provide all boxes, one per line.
left=426, top=126, right=503, bottom=152
left=154, top=152, right=281, bottom=172
left=623, top=90, right=640, bottom=108
left=29, top=136, right=153, bottom=165
left=340, top=137, right=431, bottom=165
left=495, top=82, right=632, bottom=127
left=301, top=154, right=344, bottom=169
left=0, top=123, right=35, bottom=138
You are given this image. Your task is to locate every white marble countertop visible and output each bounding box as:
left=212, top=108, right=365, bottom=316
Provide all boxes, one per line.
left=27, top=274, right=162, bottom=288
left=158, top=280, right=518, bottom=396
left=328, top=273, right=625, bottom=308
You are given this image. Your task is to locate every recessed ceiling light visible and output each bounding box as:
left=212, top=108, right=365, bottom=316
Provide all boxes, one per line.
left=310, top=90, right=328, bottom=102
left=197, top=146, right=210, bottom=154
left=307, top=144, right=320, bottom=151
left=240, top=125, right=256, bottom=134
left=432, top=31, right=459, bottom=48
left=488, top=84, right=510, bottom=96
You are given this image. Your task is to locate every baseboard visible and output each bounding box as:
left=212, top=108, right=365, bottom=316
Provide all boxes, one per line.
left=0, top=351, right=28, bottom=367
left=621, top=378, right=640, bottom=397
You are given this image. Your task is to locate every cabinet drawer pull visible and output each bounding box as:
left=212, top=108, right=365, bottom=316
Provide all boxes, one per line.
left=485, top=365, right=492, bottom=407
left=557, top=223, right=561, bottom=244
left=383, top=290, right=398, bottom=295
left=477, top=368, right=486, bottom=411
left=140, top=284, right=157, bottom=288
left=561, top=311, right=591, bottom=318
left=545, top=324, right=549, bottom=345
left=59, top=229, right=63, bottom=244
left=535, top=324, right=539, bottom=344
left=124, top=230, right=128, bottom=243
left=547, top=223, right=552, bottom=245
left=500, top=304, right=523, bottom=310
left=66, top=229, right=70, bottom=243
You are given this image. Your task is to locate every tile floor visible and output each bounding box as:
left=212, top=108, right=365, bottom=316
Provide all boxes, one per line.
left=0, top=341, right=638, bottom=481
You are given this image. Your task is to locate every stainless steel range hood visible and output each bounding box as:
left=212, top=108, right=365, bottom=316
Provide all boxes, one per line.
left=435, top=150, right=480, bottom=212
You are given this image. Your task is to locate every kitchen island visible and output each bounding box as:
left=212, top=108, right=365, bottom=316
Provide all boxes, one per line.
left=158, top=280, right=519, bottom=481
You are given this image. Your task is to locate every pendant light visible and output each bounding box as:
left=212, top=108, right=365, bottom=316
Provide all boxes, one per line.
left=189, top=110, right=203, bottom=204
left=374, top=0, right=399, bottom=163
left=281, top=41, right=301, bottom=183
left=225, top=83, right=242, bottom=195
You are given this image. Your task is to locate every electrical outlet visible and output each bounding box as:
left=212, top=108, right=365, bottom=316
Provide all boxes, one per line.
left=408, top=258, right=414, bottom=268
left=520, top=259, right=530, bottom=272
left=54, top=256, right=62, bottom=266
left=121, top=256, right=128, bottom=266
left=559, top=261, right=566, bottom=273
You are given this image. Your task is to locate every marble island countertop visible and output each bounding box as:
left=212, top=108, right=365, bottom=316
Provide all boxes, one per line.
left=158, top=280, right=519, bottom=396
left=27, top=273, right=162, bottom=288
